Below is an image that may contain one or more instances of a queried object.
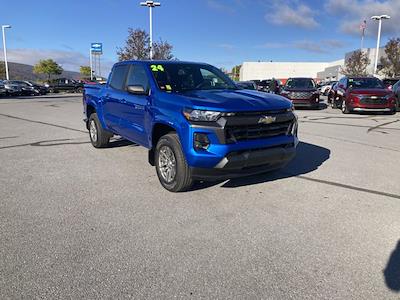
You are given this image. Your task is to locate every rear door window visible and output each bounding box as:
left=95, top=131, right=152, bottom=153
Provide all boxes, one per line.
left=109, top=65, right=129, bottom=91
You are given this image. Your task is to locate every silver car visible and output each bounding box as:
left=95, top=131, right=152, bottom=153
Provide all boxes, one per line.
left=0, top=80, right=7, bottom=96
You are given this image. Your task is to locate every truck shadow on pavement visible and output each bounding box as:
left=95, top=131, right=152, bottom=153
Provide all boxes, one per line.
left=192, top=142, right=330, bottom=190
left=384, top=240, right=400, bottom=292
left=0, top=137, right=135, bottom=150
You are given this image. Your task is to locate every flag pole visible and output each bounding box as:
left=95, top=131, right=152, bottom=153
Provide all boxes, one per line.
left=360, top=20, right=366, bottom=51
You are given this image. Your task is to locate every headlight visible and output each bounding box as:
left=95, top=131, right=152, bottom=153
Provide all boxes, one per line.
left=183, top=109, right=221, bottom=122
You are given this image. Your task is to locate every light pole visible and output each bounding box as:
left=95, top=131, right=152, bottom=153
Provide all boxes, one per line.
left=2, top=25, right=11, bottom=80
left=89, top=48, right=93, bottom=80
left=140, top=1, right=161, bottom=60
left=371, top=15, right=390, bottom=75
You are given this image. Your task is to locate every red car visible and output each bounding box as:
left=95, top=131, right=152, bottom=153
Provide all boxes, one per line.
left=333, top=77, right=396, bottom=114
left=280, top=77, right=320, bottom=109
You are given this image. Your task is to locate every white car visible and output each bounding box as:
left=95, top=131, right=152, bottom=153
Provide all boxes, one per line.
left=320, top=81, right=337, bottom=95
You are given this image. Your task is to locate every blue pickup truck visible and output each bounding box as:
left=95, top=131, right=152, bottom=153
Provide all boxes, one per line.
left=83, top=60, right=298, bottom=192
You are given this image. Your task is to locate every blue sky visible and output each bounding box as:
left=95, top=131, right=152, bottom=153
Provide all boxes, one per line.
left=2, top=0, right=399, bottom=74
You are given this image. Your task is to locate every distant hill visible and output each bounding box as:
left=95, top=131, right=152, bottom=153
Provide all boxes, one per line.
left=0, top=61, right=80, bottom=81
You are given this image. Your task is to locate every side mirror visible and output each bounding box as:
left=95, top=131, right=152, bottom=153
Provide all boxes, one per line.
left=127, top=85, right=147, bottom=95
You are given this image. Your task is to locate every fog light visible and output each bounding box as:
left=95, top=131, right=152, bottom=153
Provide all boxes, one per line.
left=194, top=133, right=210, bottom=150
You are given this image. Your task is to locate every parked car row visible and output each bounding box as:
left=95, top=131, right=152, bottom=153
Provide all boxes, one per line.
left=236, top=76, right=399, bottom=114
left=0, top=77, right=85, bottom=97
left=0, top=80, right=48, bottom=96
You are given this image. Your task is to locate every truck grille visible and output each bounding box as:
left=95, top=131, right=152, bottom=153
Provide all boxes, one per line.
left=225, top=115, right=293, bottom=143
left=360, top=96, right=387, bottom=105
left=288, top=92, right=313, bottom=99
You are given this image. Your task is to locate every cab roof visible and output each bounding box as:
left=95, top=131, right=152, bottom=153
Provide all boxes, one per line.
left=114, top=60, right=209, bottom=66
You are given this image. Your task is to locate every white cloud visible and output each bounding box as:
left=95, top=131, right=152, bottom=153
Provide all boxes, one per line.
left=217, top=43, right=235, bottom=50
left=325, top=0, right=400, bottom=36
left=206, top=0, right=236, bottom=14
left=255, top=39, right=344, bottom=54
left=255, top=42, right=290, bottom=49
left=265, top=2, right=318, bottom=29
left=0, top=48, right=114, bottom=75
left=322, top=39, right=345, bottom=48
left=294, top=41, right=327, bottom=54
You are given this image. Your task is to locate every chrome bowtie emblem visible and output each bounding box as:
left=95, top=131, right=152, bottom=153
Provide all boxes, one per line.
left=258, top=115, right=276, bottom=124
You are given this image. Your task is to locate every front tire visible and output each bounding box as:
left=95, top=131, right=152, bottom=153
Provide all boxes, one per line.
left=341, top=101, right=350, bottom=114
left=155, top=133, right=193, bottom=192
left=88, top=113, right=112, bottom=148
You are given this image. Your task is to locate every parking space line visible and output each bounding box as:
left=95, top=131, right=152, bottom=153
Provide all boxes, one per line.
left=294, top=174, right=400, bottom=200
left=299, top=120, right=400, bottom=131
left=301, top=132, right=400, bottom=153
left=0, top=113, right=87, bottom=134
left=367, top=119, right=400, bottom=133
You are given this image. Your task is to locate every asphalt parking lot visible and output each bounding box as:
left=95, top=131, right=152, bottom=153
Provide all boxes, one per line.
left=1, top=93, right=400, bottom=299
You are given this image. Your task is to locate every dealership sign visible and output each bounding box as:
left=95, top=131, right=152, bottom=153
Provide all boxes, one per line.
left=91, top=43, right=103, bottom=54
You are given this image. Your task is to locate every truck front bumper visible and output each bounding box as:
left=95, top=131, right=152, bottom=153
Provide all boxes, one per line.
left=190, top=143, right=296, bottom=180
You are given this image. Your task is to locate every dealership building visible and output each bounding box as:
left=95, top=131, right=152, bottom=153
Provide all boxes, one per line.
left=239, top=47, right=387, bottom=83
left=240, top=60, right=344, bottom=83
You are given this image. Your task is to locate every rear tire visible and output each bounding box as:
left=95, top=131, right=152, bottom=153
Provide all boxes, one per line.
left=155, top=133, right=193, bottom=192
left=88, top=113, right=112, bottom=148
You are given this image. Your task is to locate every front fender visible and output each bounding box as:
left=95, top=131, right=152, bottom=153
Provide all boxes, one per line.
left=151, top=114, right=188, bottom=150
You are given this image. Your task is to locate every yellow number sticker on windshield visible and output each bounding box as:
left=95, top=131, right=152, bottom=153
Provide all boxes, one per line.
left=151, top=64, right=164, bottom=72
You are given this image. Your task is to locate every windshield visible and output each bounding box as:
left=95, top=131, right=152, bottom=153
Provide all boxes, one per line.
left=237, top=82, right=255, bottom=90
left=348, top=78, right=384, bottom=89
left=285, top=78, right=316, bottom=89
left=10, top=81, right=28, bottom=86
left=150, top=63, right=237, bottom=92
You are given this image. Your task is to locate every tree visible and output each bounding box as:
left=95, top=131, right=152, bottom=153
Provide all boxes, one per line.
left=341, top=50, right=370, bottom=76
left=231, top=65, right=241, bottom=81
left=117, top=28, right=174, bottom=61
left=380, top=38, right=400, bottom=77
left=33, top=59, right=63, bottom=81
left=0, top=61, right=5, bottom=80
left=80, top=66, right=92, bottom=78
left=152, top=39, right=173, bottom=60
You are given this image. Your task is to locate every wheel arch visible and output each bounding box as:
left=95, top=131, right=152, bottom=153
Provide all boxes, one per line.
left=148, top=122, right=180, bottom=166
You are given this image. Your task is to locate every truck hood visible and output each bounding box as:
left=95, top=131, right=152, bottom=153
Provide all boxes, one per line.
left=177, top=89, right=291, bottom=112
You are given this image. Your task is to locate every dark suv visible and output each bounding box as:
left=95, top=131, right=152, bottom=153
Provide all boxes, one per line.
left=280, top=77, right=319, bottom=109
left=334, top=76, right=396, bottom=114
left=46, top=78, right=84, bottom=93
left=256, top=80, right=271, bottom=92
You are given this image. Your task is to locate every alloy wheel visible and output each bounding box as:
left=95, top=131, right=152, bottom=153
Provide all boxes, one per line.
left=158, top=145, right=177, bottom=183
